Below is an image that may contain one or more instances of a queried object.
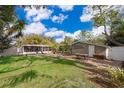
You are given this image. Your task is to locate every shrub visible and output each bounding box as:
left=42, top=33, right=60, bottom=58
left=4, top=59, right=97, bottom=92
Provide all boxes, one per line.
left=108, top=67, right=124, bottom=87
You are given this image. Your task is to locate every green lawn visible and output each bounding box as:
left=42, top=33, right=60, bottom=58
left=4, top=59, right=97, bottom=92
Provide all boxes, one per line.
left=0, top=55, right=96, bottom=88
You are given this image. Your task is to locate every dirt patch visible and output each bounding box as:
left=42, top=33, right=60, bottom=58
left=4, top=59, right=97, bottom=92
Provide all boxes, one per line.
left=52, top=54, right=122, bottom=88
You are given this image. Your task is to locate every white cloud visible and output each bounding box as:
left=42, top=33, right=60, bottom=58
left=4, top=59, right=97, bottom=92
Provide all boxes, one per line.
left=56, top=30, right=82, bottom=43
left=64, top=30, right=82, bottom=39
left=73, top=30, right=82, bottom=39
left=44, top=27, right=82, bottom=43
left=58, top=5, right=74, bottom=11
left=80, top=5, right=124, bottom=23
left=23, top=22, right=47, bottom=34
left=91, top=26, right=110, bottom=37
left=65, top=33, right=74, bottom=38
left=25, top=6, right=53, bottom=22
left=55, top=38, right=64, bottom=43
left=43, top=28, right=70, bottom=43
left=54, top=26, right=109, bottom=43
left=25, top=7, right=38, bottom=20
left=80, top=14, right=93, bottom=22
left=80, top=6, right=93, bottom=22
left=51, top=13, right=68, bottom=23
left=44, top=28, right=65, bottom=38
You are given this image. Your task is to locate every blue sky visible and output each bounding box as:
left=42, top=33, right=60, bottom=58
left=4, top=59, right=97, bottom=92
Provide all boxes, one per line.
left=15, top=5, right=94, bottom=42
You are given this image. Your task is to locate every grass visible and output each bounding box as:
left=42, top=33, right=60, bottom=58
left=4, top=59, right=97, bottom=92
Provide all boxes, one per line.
left=0, top=55, right=96, bottom=88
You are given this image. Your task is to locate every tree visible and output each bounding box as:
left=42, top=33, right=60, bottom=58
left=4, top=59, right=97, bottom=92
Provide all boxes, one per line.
left=0, top=5, right=47, bottom=52
left=76, top=31, right=93, bottom=42
left=59, top=36, right=74, bottom=53
left=16, top=34, right=57, bottom=49
left=106, top=19, right=124, bottom=46
left=0, top=6, right=25, bottom=52
left=92, top=5, right=124, bottom=46
left=88, top=35, right=106, bottom=45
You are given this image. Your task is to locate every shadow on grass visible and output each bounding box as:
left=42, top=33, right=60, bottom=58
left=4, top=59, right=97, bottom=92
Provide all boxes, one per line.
left=0, top=56, right=35, bottom=74
left=1, top=70, right=37, bottom=87
left=0, top=66, right=27, bottom=74
left=0, top=56, right=30, bottom=64
left=0, top=55, right=86, bottom=87
left=0, top=56, right=16, bottom=64
left=0, top=70, right=55, bottom=88
left=39, top=56, right=84, bottom=67
left=48, top=76, right=95, bottom=88
left=0, top=55, right=82, bottom=67
left=0, top=55, right=85, bottom=73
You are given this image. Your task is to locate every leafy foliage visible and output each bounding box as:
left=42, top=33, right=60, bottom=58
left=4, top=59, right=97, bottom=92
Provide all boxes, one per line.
left=58, top=36, right=74, bottom=53
left=88, top=35, right=106, bottom=45
left=108, top=67, right=124, bottom=87
left=76, top=30, right=106, bottom=45
left=0, top=6, right=25, bottom=52
left=16, top=34, right=57, bottom=48
left=92, top=5, right=124, bottom=46
left=106, top=19, right=124, bottom=46
left=76, top=31, right=93, bottom=42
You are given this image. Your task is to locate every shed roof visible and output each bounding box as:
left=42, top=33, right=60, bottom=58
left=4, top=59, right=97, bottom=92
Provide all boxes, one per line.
left=71, top=41, right=109, bottom=48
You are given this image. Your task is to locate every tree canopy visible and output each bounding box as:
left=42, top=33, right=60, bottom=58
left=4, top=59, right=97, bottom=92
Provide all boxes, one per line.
left=0, top=6, right=25, bottom=52
left=92, top=5, right=124, bottom=46
left=58, top=36, right=74, bottom=53
left=16, top=34, right=57, bottom=48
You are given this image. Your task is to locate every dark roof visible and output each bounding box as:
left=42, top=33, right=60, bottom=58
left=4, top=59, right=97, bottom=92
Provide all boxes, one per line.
left=71, top=41, right=109, bottom=48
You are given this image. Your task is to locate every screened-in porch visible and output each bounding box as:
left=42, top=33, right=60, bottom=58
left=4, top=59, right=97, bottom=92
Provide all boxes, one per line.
left=22, top=45, right=52, bottom=54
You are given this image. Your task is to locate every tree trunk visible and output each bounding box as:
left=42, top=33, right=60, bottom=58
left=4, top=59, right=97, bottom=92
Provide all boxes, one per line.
left=97, top=5, right=124, bottom=46
left=103, top=25, right=124, bottom=46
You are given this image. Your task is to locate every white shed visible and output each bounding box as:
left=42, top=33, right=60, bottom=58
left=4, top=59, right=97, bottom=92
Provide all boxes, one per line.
left=106, top=46, right=124, bottom=61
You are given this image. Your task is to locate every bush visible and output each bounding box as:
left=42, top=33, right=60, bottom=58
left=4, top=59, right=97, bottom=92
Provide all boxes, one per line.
left=108, top=67, right=124, bottom=87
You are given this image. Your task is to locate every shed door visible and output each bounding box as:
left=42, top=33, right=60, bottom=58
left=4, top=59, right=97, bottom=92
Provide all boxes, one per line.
left=89, top=45, right=94, bottom=57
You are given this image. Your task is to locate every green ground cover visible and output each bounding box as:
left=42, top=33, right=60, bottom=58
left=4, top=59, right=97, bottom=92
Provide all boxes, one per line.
left=0, top=55, right=96, bottom=88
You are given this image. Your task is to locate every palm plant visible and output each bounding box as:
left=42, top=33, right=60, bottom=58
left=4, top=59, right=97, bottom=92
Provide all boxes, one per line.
left=0, top=6, right=25, bottom=52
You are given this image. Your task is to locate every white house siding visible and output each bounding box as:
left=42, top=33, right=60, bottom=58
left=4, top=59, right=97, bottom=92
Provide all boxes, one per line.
left=88, top=45, right=95, bottom=57
left=107, top=47, right=124, bottom=61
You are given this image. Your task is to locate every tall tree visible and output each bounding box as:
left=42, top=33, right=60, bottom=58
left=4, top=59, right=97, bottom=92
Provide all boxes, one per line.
left=0, top=6, right=25, bottom=52
left=92, top=5, right=124, bottom=46
left=106, top=19, right=124, bottom=46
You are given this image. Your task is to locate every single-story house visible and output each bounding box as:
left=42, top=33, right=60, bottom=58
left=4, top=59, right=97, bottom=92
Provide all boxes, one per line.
left=18, top=45, right=52, bottom=55
left=0, top=44, right=52, bottom=56
left=71, top=41, right=108, bottom=58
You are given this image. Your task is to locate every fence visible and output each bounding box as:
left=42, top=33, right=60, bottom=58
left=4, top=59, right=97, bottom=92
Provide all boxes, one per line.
left=106, top=47, right=124, bottom=61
